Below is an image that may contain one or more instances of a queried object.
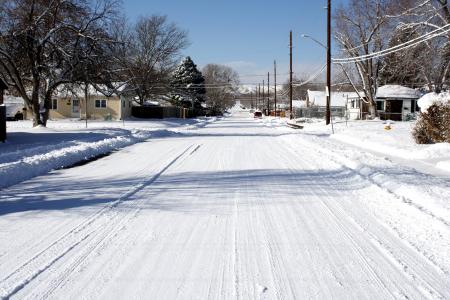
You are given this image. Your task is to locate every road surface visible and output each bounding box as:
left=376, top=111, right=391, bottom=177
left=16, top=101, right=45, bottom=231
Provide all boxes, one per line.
left=1, top=113, right=449, bottom=299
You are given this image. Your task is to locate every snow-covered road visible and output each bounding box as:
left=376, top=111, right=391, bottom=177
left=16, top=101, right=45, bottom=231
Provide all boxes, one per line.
left=1, top=114, right=449, bottom=299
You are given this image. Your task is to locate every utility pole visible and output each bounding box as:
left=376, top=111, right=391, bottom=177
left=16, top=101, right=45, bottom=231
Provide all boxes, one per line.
left=326, top=0, right=331, bottom=125
left=274, top=60, right=277, bottom=117
left=250, top=92, right=253, bottom=109
left=262, top=80, right=265, bottom=114
left=255, top=86, right=257, bottom=109
left=267, top=72, right=270, bottom=116
left=258, top=83, right=260, bottom=109
left=84, top=83, right=88, bottom=129
left=289, top=30, right=293, bottom=119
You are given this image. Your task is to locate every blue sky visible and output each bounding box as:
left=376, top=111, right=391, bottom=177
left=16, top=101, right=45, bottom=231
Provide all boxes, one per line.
left=123, top=0, right=348, bottom=85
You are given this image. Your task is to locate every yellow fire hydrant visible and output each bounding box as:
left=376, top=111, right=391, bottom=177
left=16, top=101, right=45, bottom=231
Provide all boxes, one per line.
left=384, top=121, right=392, bottom=131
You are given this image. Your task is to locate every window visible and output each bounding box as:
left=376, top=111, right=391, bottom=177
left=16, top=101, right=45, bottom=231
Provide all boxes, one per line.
left=95, top=99, right=107, bottom=108
left=51, top=99, right=58, bottom=110
left=351, top=100, right=360, bottom=109
left=376, top=100, right=385, bottom=111
left=72, top=99, right=80, bottom=113
left=122, top=100, right=125, bottom=108
left=411, top=100, right=420, bottom=112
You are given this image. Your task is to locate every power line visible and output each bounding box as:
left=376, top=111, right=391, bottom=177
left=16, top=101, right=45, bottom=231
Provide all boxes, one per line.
left=333, top=23, right=450, bottom=63
left=292, top=63, right=327, bottom=87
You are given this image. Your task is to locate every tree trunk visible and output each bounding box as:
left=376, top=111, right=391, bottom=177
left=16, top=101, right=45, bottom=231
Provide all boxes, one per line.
left=31, top=92, right=45, bottom=127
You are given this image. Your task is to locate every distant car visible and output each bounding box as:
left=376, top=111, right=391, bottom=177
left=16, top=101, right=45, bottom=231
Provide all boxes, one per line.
left=254, top=111, right=263, bottom=118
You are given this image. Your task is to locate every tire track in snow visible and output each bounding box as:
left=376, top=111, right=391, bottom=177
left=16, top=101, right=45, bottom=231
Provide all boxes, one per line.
left=265, top=137, right=419, bottom=298
left=286, top=134, right=450, bottom=274
left=0, top=143, right=196, bottom=299
left=280, top=135, right=450, bottom=298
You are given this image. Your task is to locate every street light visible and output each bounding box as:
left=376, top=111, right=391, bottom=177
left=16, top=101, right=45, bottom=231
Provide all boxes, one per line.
left=301, top=32, right=331, bottom=126
left=301, top=34, right=327, bottom=49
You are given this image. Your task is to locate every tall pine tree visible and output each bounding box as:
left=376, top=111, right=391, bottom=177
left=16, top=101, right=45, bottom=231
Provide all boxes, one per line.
left=170, top=57, right=206, bottom=108
left=379, top=27, right=425, bottom=87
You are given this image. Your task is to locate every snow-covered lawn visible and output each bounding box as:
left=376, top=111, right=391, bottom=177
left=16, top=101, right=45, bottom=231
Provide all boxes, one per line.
left=275, top=117, right=450, bottom=176
left=330, top=120, right=450, bottom=173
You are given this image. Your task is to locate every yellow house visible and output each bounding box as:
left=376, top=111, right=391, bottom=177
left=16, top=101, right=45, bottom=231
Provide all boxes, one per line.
left=49, top=85, right=133, bottom=120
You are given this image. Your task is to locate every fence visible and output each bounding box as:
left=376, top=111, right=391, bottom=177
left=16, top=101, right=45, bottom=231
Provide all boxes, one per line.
left=293, top=106, right=346, bottom=119
left=132, top=106, right=200, bottom=119
left=0, top=105, right=6, bottom=142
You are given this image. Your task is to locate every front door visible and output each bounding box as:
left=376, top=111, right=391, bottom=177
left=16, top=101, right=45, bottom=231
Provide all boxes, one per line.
left=72, top=99, right=80, bottom=117
left=385, top=100, right=403, bottom=121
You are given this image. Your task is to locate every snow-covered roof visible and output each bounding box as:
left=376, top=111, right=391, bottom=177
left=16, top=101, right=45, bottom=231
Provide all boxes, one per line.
left=238, top=85, right=278, bottom=95
left=3, top=95, right=25, bottom=104
left=307, top=90, right=362, bottom=107
left=292, top=100, right=307, bottom=108
left=376, top=85, right=421, bottom=99
left=143, top=100, right=161, bottom=106
left=55, top=83, right=127, bottom=98
left=418, top=92, right=450, bottom=112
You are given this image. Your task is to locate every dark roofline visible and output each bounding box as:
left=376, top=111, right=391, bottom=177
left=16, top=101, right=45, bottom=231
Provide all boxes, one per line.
left=376, top=96, right=419, bottom=100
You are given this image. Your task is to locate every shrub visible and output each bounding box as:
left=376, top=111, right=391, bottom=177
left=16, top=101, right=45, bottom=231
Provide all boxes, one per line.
left=413, top=102, right=450, bottom=144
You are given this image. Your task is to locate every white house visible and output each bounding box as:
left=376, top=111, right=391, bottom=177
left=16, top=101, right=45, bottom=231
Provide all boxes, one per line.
left=307, top=90, right=366, bottom=120
left=375, top=85, right=421, bottom=121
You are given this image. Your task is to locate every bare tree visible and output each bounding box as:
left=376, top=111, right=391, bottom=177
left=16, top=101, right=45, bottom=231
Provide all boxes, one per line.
left=386, top=0, right=450, bottom=92
left=0, top=0, right=120, bottom=126
left=334, top=0, right=395, bottom=116
left=202, top=64, right=239, bottom=115
left=114, top=15, right=189, bottom=105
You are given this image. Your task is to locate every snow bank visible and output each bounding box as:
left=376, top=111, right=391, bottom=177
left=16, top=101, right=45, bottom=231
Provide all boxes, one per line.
left=417, top=92, right=450, bottom=112
left=0, top=129, right=157, bottom=189
left=0, top=118, right=215, bottom=190
left=295, top=120, right=450, bottom=175
left=437, top=160, right=450, bottom=172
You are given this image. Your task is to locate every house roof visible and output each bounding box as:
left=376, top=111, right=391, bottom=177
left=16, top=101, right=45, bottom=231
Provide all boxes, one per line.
left=3, top=95, right=24, bottom=104
left=376, top=85, right=421, bottom=99
left=307, top=90, right=362, bottom=107
left=292, top=100, right=307, bottom=108
left=55, top=83, right=127, bottom=98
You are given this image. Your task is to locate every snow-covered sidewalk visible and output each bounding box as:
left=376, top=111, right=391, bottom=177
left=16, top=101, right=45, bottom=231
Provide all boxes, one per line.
left=0, top=118, right=214, bottom=189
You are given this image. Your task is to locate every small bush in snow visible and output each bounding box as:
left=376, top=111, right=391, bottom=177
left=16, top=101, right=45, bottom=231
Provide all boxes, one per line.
left=413, top=102, right=450, bottom=144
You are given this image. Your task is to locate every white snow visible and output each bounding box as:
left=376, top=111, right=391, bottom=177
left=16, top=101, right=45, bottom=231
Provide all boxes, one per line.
left=292, top=99, right=307, bottom=108
left=376, top=85, right=421, bottom=99
left=296, top=119, right=450, bottom=177
left=418, top=91, right=450, bottom=112
left=0, top=113, right=449, bottom=298
left=0, top=118, right=213, bottom=189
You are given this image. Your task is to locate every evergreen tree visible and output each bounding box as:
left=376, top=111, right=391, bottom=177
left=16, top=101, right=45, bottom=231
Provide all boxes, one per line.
left=379, top=27, right=425, bottom=87
left=170, top=56, right=206, bottom=108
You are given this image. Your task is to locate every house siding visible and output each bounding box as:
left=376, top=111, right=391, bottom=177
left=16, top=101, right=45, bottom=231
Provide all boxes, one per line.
left=50, top=95, right=131, bottom=120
